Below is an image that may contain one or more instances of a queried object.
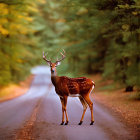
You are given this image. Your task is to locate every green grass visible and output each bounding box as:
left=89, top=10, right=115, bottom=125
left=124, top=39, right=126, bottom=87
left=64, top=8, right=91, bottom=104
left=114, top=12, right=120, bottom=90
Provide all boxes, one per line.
left=99, top=84, right=116, bottom=91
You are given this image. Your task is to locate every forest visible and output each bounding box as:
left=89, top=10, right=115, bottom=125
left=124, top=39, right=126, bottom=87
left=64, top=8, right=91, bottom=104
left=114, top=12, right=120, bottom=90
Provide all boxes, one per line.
left=0, top=0, right=139, bottom=95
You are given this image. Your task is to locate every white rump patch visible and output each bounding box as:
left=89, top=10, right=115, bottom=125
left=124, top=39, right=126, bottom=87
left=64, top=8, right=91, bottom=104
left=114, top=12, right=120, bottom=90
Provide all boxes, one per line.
left=92, top=81, right=95, bottom=89
left=90, top=81, right=95, bottom=94
left=92, top=85, right=95, bottom=90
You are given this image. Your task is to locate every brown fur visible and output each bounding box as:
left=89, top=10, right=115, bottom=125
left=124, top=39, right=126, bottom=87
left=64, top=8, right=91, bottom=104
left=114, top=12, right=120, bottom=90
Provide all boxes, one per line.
left=54, top=76, right=94, bottom=97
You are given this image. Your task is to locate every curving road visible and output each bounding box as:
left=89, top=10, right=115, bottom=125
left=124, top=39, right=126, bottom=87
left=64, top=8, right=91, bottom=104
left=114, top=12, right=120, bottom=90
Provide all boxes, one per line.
left=0, top=66, right=134, bottom=140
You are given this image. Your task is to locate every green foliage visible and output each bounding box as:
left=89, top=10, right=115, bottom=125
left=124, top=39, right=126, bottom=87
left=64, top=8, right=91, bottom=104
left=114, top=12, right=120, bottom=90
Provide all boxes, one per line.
left=57, top=0, right=140, bottom=91
left=0, top=0, right=43, bottom=86
left=0, top=0, right=139, bottom=93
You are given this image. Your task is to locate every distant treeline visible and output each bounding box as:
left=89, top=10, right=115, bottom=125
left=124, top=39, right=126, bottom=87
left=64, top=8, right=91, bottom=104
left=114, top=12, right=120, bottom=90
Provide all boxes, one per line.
left=0, top=0, right=139, bottom=92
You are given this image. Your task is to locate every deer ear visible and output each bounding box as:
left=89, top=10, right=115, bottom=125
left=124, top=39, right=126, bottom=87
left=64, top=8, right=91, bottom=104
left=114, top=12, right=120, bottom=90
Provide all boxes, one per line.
left=55, top=62, right=61, bottom=66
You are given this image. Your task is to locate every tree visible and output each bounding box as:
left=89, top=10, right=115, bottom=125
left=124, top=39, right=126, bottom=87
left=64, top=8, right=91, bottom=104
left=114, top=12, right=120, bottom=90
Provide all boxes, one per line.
left=0, top=0, right=44, bottom=85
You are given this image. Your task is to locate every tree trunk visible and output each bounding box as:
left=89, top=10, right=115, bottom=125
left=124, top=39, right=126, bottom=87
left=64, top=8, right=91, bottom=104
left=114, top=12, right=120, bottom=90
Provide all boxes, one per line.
left=125, top=86, right=133, bottom=92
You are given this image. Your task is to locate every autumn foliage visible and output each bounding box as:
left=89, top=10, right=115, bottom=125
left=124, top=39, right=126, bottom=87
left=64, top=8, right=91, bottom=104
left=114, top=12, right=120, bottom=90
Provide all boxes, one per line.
left=0, top=0, right=139, bottom=96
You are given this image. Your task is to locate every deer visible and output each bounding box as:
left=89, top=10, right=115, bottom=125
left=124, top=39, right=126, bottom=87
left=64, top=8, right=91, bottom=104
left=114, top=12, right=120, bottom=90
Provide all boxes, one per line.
left=43, top=50, right=95, bottom=125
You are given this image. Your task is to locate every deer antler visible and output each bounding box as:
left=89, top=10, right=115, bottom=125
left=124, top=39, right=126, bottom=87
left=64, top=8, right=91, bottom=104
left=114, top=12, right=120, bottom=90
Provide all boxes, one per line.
left=43, top=51, right=51, bottom=64
left=56, top=49, right=66, bottom=63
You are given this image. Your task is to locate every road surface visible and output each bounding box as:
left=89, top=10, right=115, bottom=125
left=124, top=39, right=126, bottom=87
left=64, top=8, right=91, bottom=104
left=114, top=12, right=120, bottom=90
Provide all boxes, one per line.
left=0, top=66, right=134, bottom=140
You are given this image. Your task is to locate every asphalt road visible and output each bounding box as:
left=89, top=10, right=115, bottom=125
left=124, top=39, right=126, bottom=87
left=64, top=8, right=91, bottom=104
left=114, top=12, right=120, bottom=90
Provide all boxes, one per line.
left=0, top=66, right=134, bottom=140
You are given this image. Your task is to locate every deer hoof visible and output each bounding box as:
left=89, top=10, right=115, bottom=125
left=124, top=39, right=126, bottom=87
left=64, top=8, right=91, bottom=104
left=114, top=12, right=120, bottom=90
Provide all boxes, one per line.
left=65, top=121, right=69, bottom=125
left=60, top=122, right=64, bottom=125
left=90, top=121, right=94, bottom=125
left=78, top=121, right=83, bottom=125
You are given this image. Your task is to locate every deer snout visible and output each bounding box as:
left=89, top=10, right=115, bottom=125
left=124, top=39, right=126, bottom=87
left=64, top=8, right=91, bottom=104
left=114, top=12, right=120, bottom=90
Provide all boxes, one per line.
left=51, top=67, right=55, bottom=73
left=51, top=69, right=55, bottom=73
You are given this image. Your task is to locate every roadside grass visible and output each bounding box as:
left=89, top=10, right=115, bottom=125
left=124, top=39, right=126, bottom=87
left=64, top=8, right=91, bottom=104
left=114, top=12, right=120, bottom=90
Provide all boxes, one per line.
left=0, top=85, right=20, bottom=98
left=91, top=74, right=140, bottom=139
left=128, top=92, right=140, bottom=100
left=98, top=84, right=116, bottom=91
left=0, top=75, right=34, bottom=102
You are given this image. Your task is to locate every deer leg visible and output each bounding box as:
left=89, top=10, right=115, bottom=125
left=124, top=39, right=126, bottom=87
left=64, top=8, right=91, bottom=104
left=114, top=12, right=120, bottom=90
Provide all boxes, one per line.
left=63, top=96, right=69, bottom=125
left=60, top=97, right=65, bottom=125
left=78, top=96, right=88, bottom=125
left=82, top=94, right=94, bottom=125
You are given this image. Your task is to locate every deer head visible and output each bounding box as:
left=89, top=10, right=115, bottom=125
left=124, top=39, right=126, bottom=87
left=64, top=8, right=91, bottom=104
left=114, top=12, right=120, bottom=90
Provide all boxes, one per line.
left=43, top=50, right=66, bottom=74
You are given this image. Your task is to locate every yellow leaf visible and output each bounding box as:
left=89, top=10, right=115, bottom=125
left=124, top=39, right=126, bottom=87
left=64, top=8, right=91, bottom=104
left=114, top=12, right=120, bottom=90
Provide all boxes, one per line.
left=28, top=5, right=39, bottom=13
left=17, top=14, right=33, bottom=22
left=37, top=0, right=46, bottom=4
left=0, top=3, right=8, bottom=15
left=132, top=11, right=138, bottom=16
left=0, top=25, right=9, bottom=35
left=122, top=24, right=129, bottom=31
left=0, top=18, right=8, bottom=24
